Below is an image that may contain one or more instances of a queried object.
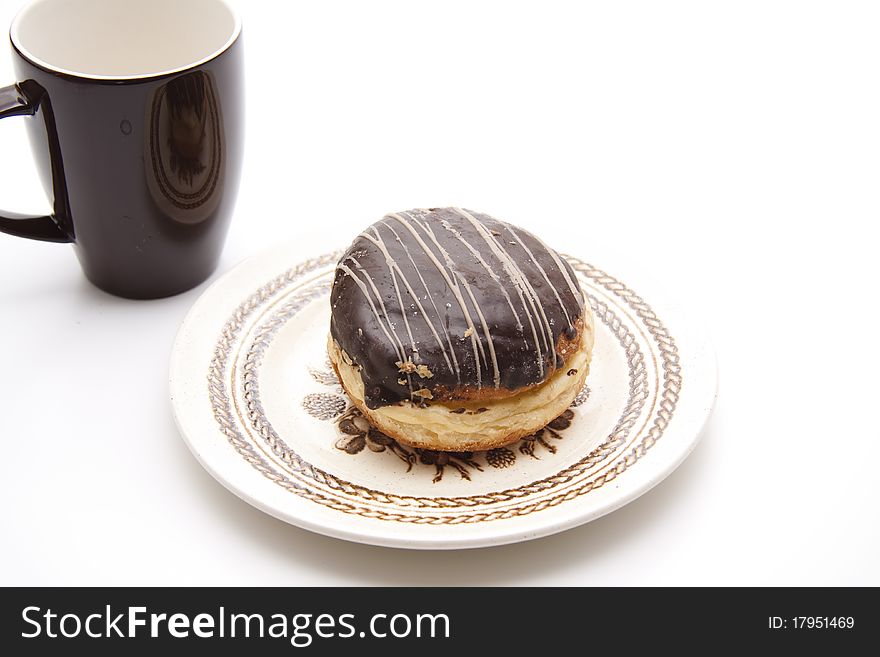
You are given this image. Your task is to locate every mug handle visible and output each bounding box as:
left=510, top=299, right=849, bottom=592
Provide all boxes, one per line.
left=0, top=81, right=72, bottom=243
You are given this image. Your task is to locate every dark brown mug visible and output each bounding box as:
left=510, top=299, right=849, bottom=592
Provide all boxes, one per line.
left=0, top=0, right=243, bottom=298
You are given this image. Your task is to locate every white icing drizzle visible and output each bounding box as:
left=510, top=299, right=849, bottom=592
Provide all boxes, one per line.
left=454, top=269, right=501, bottom=388
left=388, top=211, right=485, bottom=388
left=339, top=258, right=413, bottom=396
left=358, top=225, right=457, bottom=378
left=409, top=215, right=489, bottom=370
left=378, top=219, right=462, bottom=384
left=338, top=208, right=583, bottom=402
left=438, top=218, right=524, bottom=334
left=451, top=207, right=554, bottom=377
left=504, top=224, right=572, bottom=326
left=527, top=231, right=585, bottom=314
left=408, top=212, right=501, bottom=390
left=383, top=250, right=418, bottom=356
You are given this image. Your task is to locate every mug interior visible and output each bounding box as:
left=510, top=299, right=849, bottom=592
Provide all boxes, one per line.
left=10, top=0, right=240, bottom=79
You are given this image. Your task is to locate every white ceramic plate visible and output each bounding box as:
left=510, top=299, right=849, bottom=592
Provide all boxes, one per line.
left=170, top=241, right=716, bottom=549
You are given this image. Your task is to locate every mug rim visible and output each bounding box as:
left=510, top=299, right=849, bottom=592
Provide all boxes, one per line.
left=9, top=0, right=242, bottom=83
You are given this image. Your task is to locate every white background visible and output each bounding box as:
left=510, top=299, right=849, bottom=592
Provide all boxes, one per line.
left=1, top=0, right=877, bottom=585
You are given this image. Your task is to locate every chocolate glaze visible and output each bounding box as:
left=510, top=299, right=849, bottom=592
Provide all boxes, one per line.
left=330, top=208, right=585, bottom=409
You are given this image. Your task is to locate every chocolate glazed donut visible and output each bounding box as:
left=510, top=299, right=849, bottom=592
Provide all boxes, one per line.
left=330, top=208, right=586, bottom=410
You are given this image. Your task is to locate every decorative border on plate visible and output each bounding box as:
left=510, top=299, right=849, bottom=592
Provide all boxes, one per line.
left=207, top=254, right=681, bottom=524
left=239, top=284, right=649, bottom=505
